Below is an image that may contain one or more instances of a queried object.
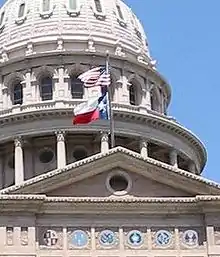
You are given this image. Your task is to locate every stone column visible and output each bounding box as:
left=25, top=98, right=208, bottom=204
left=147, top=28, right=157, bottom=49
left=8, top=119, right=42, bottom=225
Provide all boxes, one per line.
left=101, top=132, right=109, bottom=153
left=146, top=79, right=152, bottom=110
left=170, top=149, right=178, bottom=168
left=140, top=139, right=148, bottom=158
left=56, top=131, right=66, bottom=169
left=14, top=137, right=24, bottom=185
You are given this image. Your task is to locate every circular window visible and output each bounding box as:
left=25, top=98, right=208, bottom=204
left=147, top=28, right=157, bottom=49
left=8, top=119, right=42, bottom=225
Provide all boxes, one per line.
left=109, top=175, right=128, bottom=191
left=8, top=155, right=15, bottom=169
left=106, top=171, right=132, bottom=196
left=39, top=149, right=54, bottom=163
left=73, top=148, right=87, bottom=161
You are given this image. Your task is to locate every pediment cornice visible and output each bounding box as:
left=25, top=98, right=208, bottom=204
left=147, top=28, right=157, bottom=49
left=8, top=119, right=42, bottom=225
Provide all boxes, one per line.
left=0, top=147, right=218, bottom=196
left=0, top=194, right=220, bottom=214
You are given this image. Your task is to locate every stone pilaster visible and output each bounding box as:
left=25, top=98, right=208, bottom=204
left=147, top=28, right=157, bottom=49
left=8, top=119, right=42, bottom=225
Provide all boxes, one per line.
left=23, top=69, right=32, bottom=104
left=14, top=137, right=24, bottom=185
left=170, top=149, right=178, bottom=168
left=140, top=139, right=148, bottom=158
left=56, top=66, right=67, bottom=100
left=56, top=131, right=66, bottom=169
left=2, top=86, right=8, bottom=109
left=101, top=132, right=109, bottom=153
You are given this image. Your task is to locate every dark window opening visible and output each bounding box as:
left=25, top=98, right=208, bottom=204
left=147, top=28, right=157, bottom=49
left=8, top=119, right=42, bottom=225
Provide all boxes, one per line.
left=129, top=85, right=136, bottom=105
left=116, top=5, right=124, bottom=20
left=94, top=0, right=102, bottom=13
left=109, top=175, right=128, bottom=191
left=39, top=149, right=54, bottom=163
left=13, top=82, right=23, bottom=105
left=18, top=3, right=25, bottom=18
left=40, top=76, right=53, bottom=101
left=0, top=12, right=5, bottom=26
left=71, top=77, right=84, bottom=99
left=73, top=149, right=87, bottom=161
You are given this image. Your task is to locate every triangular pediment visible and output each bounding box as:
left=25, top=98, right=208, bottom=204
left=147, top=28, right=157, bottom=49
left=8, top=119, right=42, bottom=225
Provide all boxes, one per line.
left=1, top=147, right=220, bottom=197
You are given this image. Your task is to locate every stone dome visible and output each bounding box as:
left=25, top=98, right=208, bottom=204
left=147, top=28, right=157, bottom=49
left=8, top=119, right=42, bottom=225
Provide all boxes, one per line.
left=0, top=0, right=150, bottom=63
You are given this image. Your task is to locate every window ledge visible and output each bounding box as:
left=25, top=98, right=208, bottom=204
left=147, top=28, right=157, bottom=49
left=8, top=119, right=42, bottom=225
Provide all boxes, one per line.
left=67, top=9, right=80, bottom=17
left=117, top=18, right=127, bottom=28
left=15, top=16, right=27, bottom=25
left=39, top=10, right=53, bottom=19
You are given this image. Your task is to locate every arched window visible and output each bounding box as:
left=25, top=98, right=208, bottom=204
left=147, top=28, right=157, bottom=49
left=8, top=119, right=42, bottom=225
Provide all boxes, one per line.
left=71, top=76, right=84, bottom=99
left=18, top=3, right=25, bottom=18
left=42, top=0, right=50, bottom=12
left=129, top=84, right=136, bottom=105
left=0, top=12, right=5, bottom=27
left=94, top=0, right=102, bottom=13
left=40, top=76, right=53, bottom=101
left=12, top=82, right=23, bottom=105
left=116, top=4, right=124, bottom=21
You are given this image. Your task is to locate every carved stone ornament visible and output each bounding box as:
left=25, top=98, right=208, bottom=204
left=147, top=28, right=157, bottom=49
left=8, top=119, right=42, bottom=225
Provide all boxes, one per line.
left=115, top=41, right=125, bottom=57
left=57, top=37, right=65, bottom=51
left=86, top=38, right=96, bottom=53
left=14, top=137, right=23, bottom=147
left=25, top=42, right=35, bottom=56
left=0, top=47, right=8, bottom=63
left=21, top=228, right=28, bottom=245
left=56, top=131, right=65, bottom=142
left=6, top=227, right=13, bottom=245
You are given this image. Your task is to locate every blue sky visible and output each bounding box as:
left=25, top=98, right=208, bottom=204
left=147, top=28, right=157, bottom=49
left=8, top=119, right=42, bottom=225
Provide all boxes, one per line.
left=125, top=0, right=220, bottom=182
left=0, top=0, right=219, bottom=181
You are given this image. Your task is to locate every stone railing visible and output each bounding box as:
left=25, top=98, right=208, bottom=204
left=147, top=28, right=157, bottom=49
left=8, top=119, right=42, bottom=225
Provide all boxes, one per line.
left=0, top=99, right=176, bottom=122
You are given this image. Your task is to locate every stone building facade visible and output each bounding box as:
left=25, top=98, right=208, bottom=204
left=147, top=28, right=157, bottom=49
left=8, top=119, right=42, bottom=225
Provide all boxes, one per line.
left=0, top=0, right=219, bottom=256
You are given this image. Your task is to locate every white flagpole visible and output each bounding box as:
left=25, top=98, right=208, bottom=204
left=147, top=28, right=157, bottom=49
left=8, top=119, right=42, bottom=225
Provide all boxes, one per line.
left=105, top=51, right=115, bottom=148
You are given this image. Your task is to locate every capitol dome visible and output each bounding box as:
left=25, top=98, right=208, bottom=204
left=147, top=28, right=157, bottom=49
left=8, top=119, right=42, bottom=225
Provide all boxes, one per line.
left=0, top=0, right=206, bottom=190
left=0, top=0, right=150, bottom=63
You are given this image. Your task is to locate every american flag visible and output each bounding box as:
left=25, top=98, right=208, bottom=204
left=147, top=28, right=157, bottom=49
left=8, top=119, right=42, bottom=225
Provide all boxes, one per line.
left=78, top=66, right=111, bottom=88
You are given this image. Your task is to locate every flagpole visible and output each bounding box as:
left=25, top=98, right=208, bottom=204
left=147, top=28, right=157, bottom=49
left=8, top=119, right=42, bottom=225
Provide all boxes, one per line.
left=105, top=51, right=115, bottom=148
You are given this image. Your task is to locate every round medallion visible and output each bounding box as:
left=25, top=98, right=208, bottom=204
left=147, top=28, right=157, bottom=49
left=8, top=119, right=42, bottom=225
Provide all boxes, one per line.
left=99, top=230, right=116, bottom=246
left=43, top=230, right=58, bottom=246
left=183, top=230, right=198, bottom=247
left=127, top=230, right=143, bottom=247
left=71, top=230, right=88, bottom=248
left=155, top=230, right=172, bottom=246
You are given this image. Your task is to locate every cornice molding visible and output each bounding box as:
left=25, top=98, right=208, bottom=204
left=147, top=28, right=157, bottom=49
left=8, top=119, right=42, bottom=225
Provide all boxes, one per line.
left=0, top=101, right=206, bottom=171
left=0, top=194, right=220, bottom=214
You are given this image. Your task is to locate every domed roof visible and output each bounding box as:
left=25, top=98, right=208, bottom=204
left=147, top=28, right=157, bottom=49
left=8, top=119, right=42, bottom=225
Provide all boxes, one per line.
left=0, top=0, right=150, bottom=61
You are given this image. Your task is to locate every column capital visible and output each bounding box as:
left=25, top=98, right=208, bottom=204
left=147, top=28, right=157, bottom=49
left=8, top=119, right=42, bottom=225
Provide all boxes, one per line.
left=100, top=131, right=109, bottom=143
left=55, top=130, right=66, bottom=142
left=14, top=137, right=23, bottom=147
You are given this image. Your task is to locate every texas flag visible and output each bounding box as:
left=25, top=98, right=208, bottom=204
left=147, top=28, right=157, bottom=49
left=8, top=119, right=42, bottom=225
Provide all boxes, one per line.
left=73, top=93, right=109, bottom=125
